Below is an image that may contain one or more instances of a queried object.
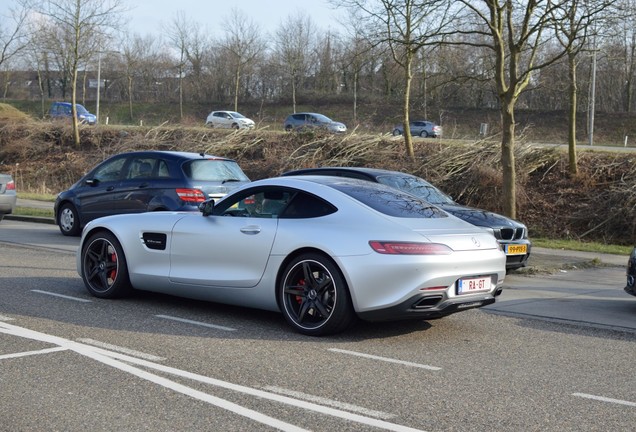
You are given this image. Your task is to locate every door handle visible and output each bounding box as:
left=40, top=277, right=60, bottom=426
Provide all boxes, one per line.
left=240, top=225, right=261, bottom=235
left=138, top=182, right=149, bottom=188
left=106, top=186, right=115, bottom=191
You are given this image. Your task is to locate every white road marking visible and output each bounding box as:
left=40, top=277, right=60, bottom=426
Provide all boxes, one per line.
left=0, top=314, right=14, bottom=321
left=0, top=346, right=67, bottom=360
left=573, top=393, right=636, bottom=407
left=0, top=321, right=427, bottom=432
left=328, top=348, right=442, bottom=371
left=77, top=338, right=165, bottom=362
left=155, top=314, right=237, bottom=331
left=263, top=385, right=396, bottom=419
left=31, top=290, right=92, bottom=302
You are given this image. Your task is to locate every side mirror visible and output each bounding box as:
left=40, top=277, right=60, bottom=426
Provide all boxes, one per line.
left=199, top=199, right=215, bottom=217
left=85, top=178, right=99, bottom=186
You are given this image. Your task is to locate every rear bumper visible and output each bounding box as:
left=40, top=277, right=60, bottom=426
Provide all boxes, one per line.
left=357, top=289, right=501, bottom=322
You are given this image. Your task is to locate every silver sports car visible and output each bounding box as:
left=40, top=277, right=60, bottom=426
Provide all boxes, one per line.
left=77, top=176, right=506, bottom=336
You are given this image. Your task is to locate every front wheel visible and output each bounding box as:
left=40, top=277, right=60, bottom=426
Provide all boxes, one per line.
left=81, top=231, right=132, bottom=298
left=58, top=203, right=81, bottom=236
left=419, top=130, right=429, bottom=138
left=279, top=253, right=354, bottom=336
left=392, top=129, right=402, bottom=136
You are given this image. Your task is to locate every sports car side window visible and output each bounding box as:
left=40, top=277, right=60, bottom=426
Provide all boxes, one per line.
left=280, top=192, right=336, bottom=219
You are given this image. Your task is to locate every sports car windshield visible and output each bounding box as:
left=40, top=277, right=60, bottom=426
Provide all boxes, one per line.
left=375, top=175, right=455, bottom=205
left=331, top=182, right=447, bottom=218
left=183, top=160, right=250, bottom=182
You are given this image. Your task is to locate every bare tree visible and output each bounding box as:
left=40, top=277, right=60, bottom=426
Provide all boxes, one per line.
left=551, top=0, right=618, bottom=176
left=0, top=0, right=30, bottom=70
left=275, top=12, right=316, bottom=113
left=455, top=0, right=576, bottom=219
left=33, top=0, right=126, bottom=146
left=165, top=11, right=192, bottom=120
left=335, top=0, right=455, bottom=159
left=221, top=9, right=264, bottom=112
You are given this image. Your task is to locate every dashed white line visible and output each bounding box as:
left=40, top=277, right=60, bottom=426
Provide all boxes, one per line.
left=328, top=348, right=442, bottom=371
left=0, top=346, right=67, bottom=360
left=155, top=314, right=236, bottom=331
left=31, top=290, right=92, bottom=302
left=263, top=386, right=396, bottom=420
left=77, top=338, right=165, bottom=362
left=573, top=393, right=636, bottom=407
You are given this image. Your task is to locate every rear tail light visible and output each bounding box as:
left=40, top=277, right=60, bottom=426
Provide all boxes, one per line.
left=369, top=241, right=452, bottom=255
left=176, top=188, right=206, bottom=203
left=6, top=180, right=15, bottom=190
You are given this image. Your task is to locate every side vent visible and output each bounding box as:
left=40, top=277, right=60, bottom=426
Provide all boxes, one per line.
left=142, top=232, right=167, bottom=250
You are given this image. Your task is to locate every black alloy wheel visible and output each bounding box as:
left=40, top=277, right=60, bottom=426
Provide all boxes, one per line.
left=280, top=253, right=354, bottom=336
left=81, top=231, right=132, bottom=298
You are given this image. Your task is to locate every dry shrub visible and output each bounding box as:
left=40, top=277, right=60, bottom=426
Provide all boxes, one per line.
left=2, top=120, right=636, bottom=245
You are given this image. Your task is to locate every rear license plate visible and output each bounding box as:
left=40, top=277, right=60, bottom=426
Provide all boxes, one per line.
left=506, top=244, right=527, bottom=255
left=457, top=276, right=492, bottom=295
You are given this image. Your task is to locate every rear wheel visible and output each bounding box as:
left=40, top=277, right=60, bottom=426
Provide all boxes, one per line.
left=279, top=253, right=354, bottom=336
left=285, top=125, right=293, bottom=132
left=419, top=130, right=429, bottom=138
left=58, top=203, right=81, bottom=236
left=392, top=129, right=401, bottom=136
left=81, top=231, right=132, bottom=298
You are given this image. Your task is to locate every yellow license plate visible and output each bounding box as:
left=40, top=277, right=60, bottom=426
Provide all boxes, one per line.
left=506, top=244, right=527, bottom=255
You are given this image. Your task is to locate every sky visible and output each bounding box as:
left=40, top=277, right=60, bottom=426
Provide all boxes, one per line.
left=2, top=0, right=348, bottom=39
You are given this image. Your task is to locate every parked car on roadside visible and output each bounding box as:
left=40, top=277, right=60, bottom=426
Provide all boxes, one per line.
left=49, top=102, right=96, bottom=125
left=77, top=175, right=505, bottom=336
left=392, top=120, right=442, bottom=138
left=205, top=111, right=255, bottom=129
left=625, top=248, right=636, bottom=297
left=54, top=151, right=250, bottom=236
left=0, top=173, right=17, bottom=222
left=283, top=167, right=531, bottom=270
left=283, top=112, right=347, bottom=133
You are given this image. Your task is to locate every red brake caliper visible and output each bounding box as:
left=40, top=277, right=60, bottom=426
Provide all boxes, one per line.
left=296, top=279, right=305, bottom=304
left=109, top=249, right=117, bottom=282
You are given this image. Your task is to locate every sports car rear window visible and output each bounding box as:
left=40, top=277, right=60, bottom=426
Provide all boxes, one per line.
left=333, top=182, right=448, bottom=218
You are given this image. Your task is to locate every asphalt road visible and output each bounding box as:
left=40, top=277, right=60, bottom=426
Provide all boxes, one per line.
left=1, top=219, right=635, bottom=431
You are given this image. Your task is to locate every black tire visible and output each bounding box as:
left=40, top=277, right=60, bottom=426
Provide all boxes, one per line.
left=419, top=130, right=429, bottom=138
left=392, top=129, right=402, bottom=136
left=81, top=231, right=132, bottom=298
left=285, top=125, right=293, bottom=132
left=279, top=253, right=355, bottom=336
left=58, top=203, right=81, bottom=236
left=232, top=123, right=239, bottom=130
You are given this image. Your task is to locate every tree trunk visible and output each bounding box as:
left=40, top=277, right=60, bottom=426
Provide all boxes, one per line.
left=500, top=100, right=516, bottom=219
left=71, top=67, right=80, bottom=147
left=402, top=53, right=414, bottom=160
left=234, top=64, right=241, bottom=112
left=127, top=75, right=134, bottom=121
left=567, top=52, right=578, bottom=175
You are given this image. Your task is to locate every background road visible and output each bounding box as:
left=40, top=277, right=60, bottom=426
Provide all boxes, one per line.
left=1, top=220, right=635, bottom=431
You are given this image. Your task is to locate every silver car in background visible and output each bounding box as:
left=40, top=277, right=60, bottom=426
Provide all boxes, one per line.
left=205, top=111, right=255, bottom=129
left=283, top=112, right=347, bottom=133
left=0, top=173, right=17, bottom=221
left=77, top=176, right=506, bottom=336
left=393, top=120, right=442, bottom=138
